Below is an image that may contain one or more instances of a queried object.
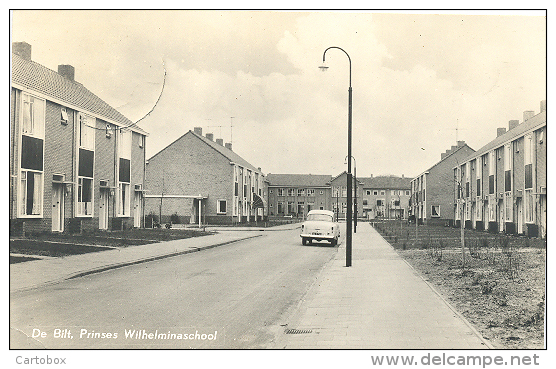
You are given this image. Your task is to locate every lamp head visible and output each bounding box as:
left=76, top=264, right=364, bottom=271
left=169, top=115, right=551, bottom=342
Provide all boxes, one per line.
left=318, top=63, right=329, bottom=72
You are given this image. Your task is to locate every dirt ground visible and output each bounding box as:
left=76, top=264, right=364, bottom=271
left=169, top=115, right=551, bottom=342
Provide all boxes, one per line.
left=398, top=247, right=546, bottom=349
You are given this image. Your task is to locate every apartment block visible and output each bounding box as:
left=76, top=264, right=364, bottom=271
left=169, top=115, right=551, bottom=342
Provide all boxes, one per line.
left=454, top=101, right=546, bottom=238
left=10, top=42, right=148, bottom=235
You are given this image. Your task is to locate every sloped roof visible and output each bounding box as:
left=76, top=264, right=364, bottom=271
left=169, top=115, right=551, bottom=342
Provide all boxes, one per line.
left=266, top=173, right=332, bottom=187
left=417, top=143, right=475, bottom=178
left=358, top=176, right=412, bottom=190
left=462, top=110, right=546, bottom=162
left=149, top=130, right=262, bottom=174
left=11, top=53, right=147, bottom=135
left=192, top=131, right=262, bottom=173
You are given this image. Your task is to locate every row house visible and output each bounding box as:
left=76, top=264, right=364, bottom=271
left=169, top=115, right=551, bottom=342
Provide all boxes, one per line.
left=454, top=101, right=546, bottom=238
left=330, top=172, right=363, bottom=220
left=411, top=141, right=475, bottom=225
left=266, top=174, right=332, bottom=218
left=359, top=175, right=412, bottom=220
left=10, top=42, right=148, bottom=235
left=144, top=127, right=266, bottom=225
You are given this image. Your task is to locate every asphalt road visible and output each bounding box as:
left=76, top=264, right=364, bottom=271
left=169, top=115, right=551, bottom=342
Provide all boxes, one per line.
left=10, top=228, right=339, bottom=349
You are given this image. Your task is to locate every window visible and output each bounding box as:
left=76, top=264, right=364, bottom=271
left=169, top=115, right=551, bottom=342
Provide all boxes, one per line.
left=139, top=135, right=145, bottom=148
left=20, top=170, right=43, bottom=216
left=363, top=199, right=368, bottom=205
left=277, top=188, right=285, bottom=197
left=405, top=190, right=410, bottom=196
left=77, top=177, right=93, bottom=216
left=366, top=190, right=371, bottom=196
left=489, top=151, right=495, bottom=194
left=277, top=202, right=284, bottom=214
left=298, top=188, right=305, bottom=196
left=391, top=190, right=396, bottom=196
left=307, top=189, right=315, bottom=196
left=341, top=187, right=347, bottom=197
left=376, top=199, right=384, bottom=206
left=373, top=190, right=378, bottom=196
left=80, top=114, right=96, bottom=150
left=19, top=93, right=45, bottom=218
left=269, top=189, right=273, bottom=194
left=524, top=134, right=533, bottom=189
left=287, top=201, right=295, bottom=214
left=118, top=129, right=132, bottom=217
left=217, top=200, right=227, bottom=214
left=525, top=189, right=534, bottom=223
left=287, top=188, right=295, bottom=197
left=380, top=190, right=385, bottom=196
left=431, top=205, right=440, bottom=218
left=22, top=94, right=45, bottom=138
left=489, top=195, right=496, bottom=222
left=504, top=144, right=512, bottom=192
left=118, top=182, right=131, bottom=216
left=297, top=202, right=304, bottom=214
left=476, top=202, right=482, bottom=221
left=319, top=190, right=324, bottom=195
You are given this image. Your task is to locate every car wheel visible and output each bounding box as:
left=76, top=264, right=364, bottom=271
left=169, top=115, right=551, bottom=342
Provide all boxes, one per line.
left=302, top=237, right=308, bottom=246
left=330, top=238, right=337, bottom=247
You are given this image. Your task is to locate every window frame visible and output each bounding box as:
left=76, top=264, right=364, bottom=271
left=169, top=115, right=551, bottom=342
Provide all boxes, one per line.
left=217, top=199, right=227, bottom=214
left=19, top=92, right=46, bottom=218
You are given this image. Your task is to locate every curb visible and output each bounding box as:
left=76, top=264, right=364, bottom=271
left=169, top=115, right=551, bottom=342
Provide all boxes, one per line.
left=10, top=234, right=262, bottom=294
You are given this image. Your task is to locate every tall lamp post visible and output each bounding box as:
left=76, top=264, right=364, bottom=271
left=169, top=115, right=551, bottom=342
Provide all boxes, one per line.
left=320, top=46, right=352, bottom=267
left=345, top=155, right=357, bottom=233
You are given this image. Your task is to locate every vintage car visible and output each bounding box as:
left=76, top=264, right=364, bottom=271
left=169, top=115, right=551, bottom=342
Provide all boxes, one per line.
left=300, top=210, right=340, bottom=246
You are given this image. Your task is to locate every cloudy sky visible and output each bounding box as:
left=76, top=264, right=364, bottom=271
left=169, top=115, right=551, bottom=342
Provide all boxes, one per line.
left=11, top=10, right=546, bottom=178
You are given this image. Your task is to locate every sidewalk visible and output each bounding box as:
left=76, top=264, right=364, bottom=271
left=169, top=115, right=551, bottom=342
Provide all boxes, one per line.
left=273, top=222, right=493, bottom=349
left=10, top=223, right=300, bottom=293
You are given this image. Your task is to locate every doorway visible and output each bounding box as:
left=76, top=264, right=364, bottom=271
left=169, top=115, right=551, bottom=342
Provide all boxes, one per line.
left=51, top=183, right=64, bottom=232
left=134, top=191, right=142, bottom=228
left=99, top=189, right=109, bottom=230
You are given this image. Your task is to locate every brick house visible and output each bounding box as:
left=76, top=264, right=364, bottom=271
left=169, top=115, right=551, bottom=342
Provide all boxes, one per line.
left=329, top=172, right=363, bottom=220
left=266, top=174, right=332, bottom=219
left=411, top=141, right=475, bottom=226
left=144, top=127, right=266, bottom=225
left=359, top=175, right=412, bottom=220
left=454, top=101, right=546, bottom=238
left=10, top=42, right=148, bottom=235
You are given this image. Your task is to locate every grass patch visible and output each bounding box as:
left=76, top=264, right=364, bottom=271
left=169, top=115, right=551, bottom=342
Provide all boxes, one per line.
left=10, top=228, right=214, bottom=263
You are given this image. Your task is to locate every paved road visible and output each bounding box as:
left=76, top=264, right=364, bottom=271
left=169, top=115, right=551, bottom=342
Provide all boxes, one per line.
left=10, top=228, right=338, bottom=349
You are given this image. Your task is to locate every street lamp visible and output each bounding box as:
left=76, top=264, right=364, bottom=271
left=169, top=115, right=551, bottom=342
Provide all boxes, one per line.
left=345, top=155, right=357, bottom=233
left=320, top=46, right=353, bottom=267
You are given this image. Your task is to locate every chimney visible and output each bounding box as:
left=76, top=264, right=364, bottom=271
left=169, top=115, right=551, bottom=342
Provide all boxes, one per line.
left=457, top=140, right=465, bottom=147
left=206, top=133, right=214, bottom=141
left=540, top=100, right=547, bottom=113
left=497, top=127, right=507, bottom=137
left=58, top=65, right=75, bottom=81
left=509, top=119, right=519, bottom=131
left=523, top=110, right=535, bottom=122
left=225, top=143, right=232, bottom=151
left=193, top=127, right=202, bottom=135
left=12, top=42, right=32, bottom=61
left=402, top=174, right=404, bottom=178
left=451, top=145, right=457, bottom=151
left=441, top=152, right=447, bottom=160
left=216, top=138, right=223, bottom=146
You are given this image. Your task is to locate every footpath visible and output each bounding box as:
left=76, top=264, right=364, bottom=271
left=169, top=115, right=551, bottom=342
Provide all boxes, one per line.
left=9, top=223, right=300, bottom=293
left=272, top=222, right=493, bottom=349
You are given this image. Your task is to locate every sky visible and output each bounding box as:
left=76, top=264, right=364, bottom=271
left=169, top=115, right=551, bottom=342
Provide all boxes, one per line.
left=11, top=10, right=547, bottom=179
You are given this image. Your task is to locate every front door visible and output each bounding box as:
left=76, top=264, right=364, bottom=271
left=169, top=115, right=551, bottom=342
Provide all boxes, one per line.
left=133, top=191, right=142, bottom=228
left=517, top=197, right=523, bottom=234
left=51, top=184, right=64, bottom=232
left=99, top=189, right=109, bottom=230
left=498, top=201, right=504, bottom=233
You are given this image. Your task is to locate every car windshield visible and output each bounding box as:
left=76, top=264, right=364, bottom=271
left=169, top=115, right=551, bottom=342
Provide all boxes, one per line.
left=307, top=214, right=333, bottom=222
